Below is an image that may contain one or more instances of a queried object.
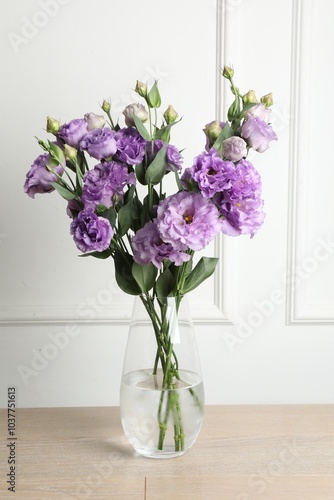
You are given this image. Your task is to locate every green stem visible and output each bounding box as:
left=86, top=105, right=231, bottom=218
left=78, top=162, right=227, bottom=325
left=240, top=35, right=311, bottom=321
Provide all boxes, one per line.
left=142, top=294, right=194, bottom=453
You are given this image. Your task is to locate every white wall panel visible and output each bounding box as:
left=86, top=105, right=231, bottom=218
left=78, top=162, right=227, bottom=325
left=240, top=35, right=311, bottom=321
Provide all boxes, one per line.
left=0, top=0, right=231, bottom=325
left=1, top=0, right=334, bottom=408
left=286, top=0, right=334, bottom=323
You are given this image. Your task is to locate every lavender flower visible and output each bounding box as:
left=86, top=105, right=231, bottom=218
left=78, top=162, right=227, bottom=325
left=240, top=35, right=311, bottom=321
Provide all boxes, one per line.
left=246, top=102, right=271, bottom=123
left=220, top=197, right=265, bottom=237
left=215, top=159, right=265, bottom=237
left=132, top=220, right=191, bottom=269
left=114, top=128, right=146, bottom=166
left=70, top=209, right=113, bottom=253
left=185, top=149, right=235, bottom=198
left=222, top=136, right=247, bottom=162
left=23, top=153, right=64, bottom=199
left=80, top=128, right=117, bottom=160
left=58, top=118, right=88, bottom=148
left=82, top=161, right=136, bottom=209
left=84, top=112, right=106, bottom=131
left=241, top=115, right=277, bottom=153
left=123, top=103, right=148, bottom=127
left=156, top=191, right=223, bottom=251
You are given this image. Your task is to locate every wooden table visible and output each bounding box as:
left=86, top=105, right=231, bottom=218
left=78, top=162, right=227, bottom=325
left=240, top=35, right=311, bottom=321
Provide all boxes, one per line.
left=1, top=405, right=334, bottom=499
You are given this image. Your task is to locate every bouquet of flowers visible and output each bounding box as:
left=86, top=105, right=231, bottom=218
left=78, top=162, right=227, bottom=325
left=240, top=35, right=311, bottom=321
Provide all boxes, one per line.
left=23, top=66, right=277, bottom=455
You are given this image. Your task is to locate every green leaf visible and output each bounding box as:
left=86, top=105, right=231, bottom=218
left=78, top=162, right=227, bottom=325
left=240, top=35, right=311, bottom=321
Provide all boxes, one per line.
left=147, top=80, right=161, bottom=108
left=99, top=206, right=117, bottom=228
left=50, top=182, right=76, bottom=200
left=48, top=141, right=65, bottom=165
left=124, top=184, right=136, bottom=204
left=114, top=250, right=141, bottom=296
left=238, top=102, right=258, bottom=121
left=118, top=202, right=134, bottom=236
left=145, top=144, right=167, bottom=185
left=154, top=125, right=170, bottom=142
left=212, top=123, right=233, bottom=151
left=135, top=162, right=147, bottom=185
left=78, top=249, right=112, bottom=259
left=183, top=257, right=218, bottom=294
left=227, top=95, right=241, bottom=122
left=75, top=164, right=83, bottom=192
left=76, top=150, right=87, bottom=175
left=155, top=268, right=175, bottom=299
left=154, top=117, right=182, bottom=142
left=133, top=113, right=151, bottom=141
left=132, top=262, right=157, bottom=293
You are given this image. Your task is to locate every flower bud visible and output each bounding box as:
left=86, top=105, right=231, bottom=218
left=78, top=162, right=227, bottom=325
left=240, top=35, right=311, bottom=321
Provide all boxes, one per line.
left=260, top=92, right=274, bottom=108
left=222, top=136, right=247, bottom=162
left=242, top=90, right=258, bottom=105
left=135, top=80, right=147, bottom=98
left=222, top=65, right=234, bottom=79
left=46, top=116, right=61, bottom=135
left=84, top=112, right=106, bottom=131
left=63, top=144, right=77, bottom=162
left=123, top=103, right=148, bottom=127
left=101, top=99, right=111, bottom=113
left=204, top=120, right=224, bottom=142
left=163, top=105, right=178, bottom=124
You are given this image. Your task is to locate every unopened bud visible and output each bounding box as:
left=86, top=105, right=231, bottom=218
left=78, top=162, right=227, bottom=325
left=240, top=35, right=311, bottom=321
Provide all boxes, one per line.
left=222, top=65, right=234, bottom=79
left=123, top=103, right=148, bottom=127
left=63, top=144, right=77, bottom=162
left=84, top=112, right=106, bottom=131
left=101, top=99, right=111, bottom=114
left=135, top=80, right=147, bottom=98
left=163, top=105, right=178, bottom=124
left=204, top=120, right=224, bottom=142
left=260, top=92, right=274, bottom=108
left=46, top=116, right=61, bottom=135
left=242, top=90, right=258, bottom=105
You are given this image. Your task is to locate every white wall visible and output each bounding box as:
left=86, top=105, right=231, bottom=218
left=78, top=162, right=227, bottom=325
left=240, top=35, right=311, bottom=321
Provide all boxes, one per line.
left=1, top=0, right=334, bottom=408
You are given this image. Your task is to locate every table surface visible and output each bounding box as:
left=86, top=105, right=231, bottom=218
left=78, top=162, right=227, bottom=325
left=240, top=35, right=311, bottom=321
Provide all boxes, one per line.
left=1, top=405, right=334, bottom=499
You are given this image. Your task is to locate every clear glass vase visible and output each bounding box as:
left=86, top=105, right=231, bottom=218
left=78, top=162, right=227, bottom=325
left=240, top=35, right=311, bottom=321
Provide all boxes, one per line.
left=120, top=294, right=204, bottom=459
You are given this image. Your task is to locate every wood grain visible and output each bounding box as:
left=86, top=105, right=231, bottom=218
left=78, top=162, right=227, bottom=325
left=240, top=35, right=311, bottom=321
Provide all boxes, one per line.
left=0, top=405, right=333, bottom=499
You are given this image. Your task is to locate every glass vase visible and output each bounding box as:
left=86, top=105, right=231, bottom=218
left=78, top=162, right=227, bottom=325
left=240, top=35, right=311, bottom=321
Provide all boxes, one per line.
left=120, top=294, right=204, bottom=459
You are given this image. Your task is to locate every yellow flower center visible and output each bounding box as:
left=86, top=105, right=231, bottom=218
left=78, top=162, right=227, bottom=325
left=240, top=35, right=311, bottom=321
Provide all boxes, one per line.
left=184, top=215, right=193, bottom=224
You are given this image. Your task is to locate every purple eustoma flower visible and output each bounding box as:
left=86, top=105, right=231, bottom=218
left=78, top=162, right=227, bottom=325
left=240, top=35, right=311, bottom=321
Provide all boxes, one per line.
left=114, top=128, right=146, bottom=165
left=23, top=153, right=64, bottom=199
left=70, top=209, right=113, bottom=253
left=241, top=115, right=277, bottom=153
left=80, top=127, right=117, bottom=160
left=156, top=191, right=223, bottom=251
left=58, top=118, right=88, bottom=148
left=185, top=149, right=235, bottom=198
left=220, top=196, right=265, bottom=237
left=82, top=161, right=136, bottom=210
left=132, top=220, right=191, bottom=269
left=215, top=159, right=265, bottom=237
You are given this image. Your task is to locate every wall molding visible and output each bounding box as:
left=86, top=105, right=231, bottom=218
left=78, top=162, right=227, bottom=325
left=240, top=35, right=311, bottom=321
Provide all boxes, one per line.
left=0, top=0, right=233, bottom=327
left=286, top=0, right=334, bottom=324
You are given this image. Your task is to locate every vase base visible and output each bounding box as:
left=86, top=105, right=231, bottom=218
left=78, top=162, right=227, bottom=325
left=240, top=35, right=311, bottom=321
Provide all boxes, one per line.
left=120, top=369, right=204, bottom=459
left=136, top=448, right=187, bottom=459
